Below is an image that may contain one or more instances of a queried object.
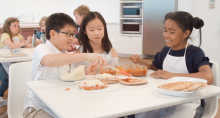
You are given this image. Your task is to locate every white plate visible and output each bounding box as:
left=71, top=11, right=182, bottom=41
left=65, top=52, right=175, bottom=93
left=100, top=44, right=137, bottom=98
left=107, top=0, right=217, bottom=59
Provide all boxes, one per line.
left=74, top=76, right=152, bottom=94
left=157, top=77, right=207, bottom=97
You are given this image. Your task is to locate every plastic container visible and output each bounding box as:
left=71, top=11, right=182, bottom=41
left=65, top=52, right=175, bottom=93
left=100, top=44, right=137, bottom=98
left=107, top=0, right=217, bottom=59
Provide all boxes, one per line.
left=99, top=66, right=116, bottom=75
left=130, top=65, right=147, bottom=77
left=58, top=65, right=85, bottom=82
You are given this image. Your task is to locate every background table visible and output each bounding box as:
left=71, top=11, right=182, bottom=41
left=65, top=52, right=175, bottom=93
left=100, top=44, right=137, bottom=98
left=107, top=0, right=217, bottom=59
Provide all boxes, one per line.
left=0, top=48, right=34, bottom=63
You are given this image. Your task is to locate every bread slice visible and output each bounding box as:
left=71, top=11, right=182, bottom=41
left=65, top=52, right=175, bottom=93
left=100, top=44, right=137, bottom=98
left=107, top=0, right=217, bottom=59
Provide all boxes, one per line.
left=120, top=78, right=148, bottom=85
left=181, top=82, right=206, bottom=92
left=158, top=81, right=194, bottom=91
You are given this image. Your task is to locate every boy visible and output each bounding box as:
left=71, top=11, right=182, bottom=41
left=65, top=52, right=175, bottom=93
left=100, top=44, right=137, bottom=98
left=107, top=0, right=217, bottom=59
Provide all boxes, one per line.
left=74, top=5, right=90, bottom=28
left=69, top=5, right=90, bottom=51
left=23, top=13, right=107, bottom=118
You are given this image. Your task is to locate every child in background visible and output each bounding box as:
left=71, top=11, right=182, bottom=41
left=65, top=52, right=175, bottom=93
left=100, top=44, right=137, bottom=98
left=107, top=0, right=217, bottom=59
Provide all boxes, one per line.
left=36, top=16, right=48, bottom=40
left=0, top=17, right=34, bottom=74
left=0, top=17, right=32, bottom=103
left=74, top=5, right=90, bottom=38
left=23, top=13, right=108, bottom=118
left=130, top=11, right=213, bottom=118
left=0, top=17, right=32, bottom=49
left=75, top=11, right=118, bottom=74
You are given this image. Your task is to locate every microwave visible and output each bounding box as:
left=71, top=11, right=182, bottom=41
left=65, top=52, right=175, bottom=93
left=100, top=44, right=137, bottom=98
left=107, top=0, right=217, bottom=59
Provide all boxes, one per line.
left=123, top=6, right=142, bottom=17
left=122, top=22, right=142, bottom=34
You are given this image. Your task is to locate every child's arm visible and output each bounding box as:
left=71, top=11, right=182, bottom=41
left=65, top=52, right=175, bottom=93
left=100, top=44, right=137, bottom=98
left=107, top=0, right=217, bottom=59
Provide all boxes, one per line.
left=129, top=55, right=158, bottom=70
left=111, top=48, right=118, bottom=58
left=20, top=36, right=32, bottom=48
left=41, top=53, right=107, bottom=67
left=151, top=65, right=213, bottom=84
left=3, top=38, right=26, bottom=49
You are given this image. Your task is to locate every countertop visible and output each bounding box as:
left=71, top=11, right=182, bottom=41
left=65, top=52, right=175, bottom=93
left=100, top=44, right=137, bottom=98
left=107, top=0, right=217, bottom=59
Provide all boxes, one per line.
left=0, top=23, right=40, bottom=29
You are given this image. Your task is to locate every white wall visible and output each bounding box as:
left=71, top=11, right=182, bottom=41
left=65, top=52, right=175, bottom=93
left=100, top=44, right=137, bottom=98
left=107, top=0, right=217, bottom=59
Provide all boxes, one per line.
left=179, top=0, right=220, bottom=87
left=66, top=0, right=119, bottom=23
left=0, top=0, right=119, bottom=24
left=0, top=0, right=68, bottom=23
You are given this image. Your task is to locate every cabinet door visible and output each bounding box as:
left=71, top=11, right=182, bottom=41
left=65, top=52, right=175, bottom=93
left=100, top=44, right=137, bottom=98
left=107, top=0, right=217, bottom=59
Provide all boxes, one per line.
left=118, top=36, right=142, bottom=55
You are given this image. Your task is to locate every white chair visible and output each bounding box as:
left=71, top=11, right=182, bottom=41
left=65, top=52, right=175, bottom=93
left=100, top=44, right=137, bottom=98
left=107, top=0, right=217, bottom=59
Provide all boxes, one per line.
left=7, top=61, right=32, bottom=118
left=202, top=61, right=219, bottom=118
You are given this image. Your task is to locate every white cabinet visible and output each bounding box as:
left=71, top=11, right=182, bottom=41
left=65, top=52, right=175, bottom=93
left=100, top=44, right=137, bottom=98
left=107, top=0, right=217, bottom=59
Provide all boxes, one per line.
left=118, top=35, right=142, bottom=55
left=118, top=0, right=143, bottom=56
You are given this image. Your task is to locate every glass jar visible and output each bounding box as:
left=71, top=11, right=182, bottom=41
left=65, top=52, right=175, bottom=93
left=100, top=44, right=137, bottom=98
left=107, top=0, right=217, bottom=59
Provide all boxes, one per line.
left=130, top=65, right=147, bottom=77
left=99, top=66, right=116, bottom=75
left=116, top=64, right=131, bottom=75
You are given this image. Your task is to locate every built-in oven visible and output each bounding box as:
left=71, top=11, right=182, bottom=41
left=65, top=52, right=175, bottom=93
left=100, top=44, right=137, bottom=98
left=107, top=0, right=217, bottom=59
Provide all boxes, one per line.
left=122, top=22, right=142, bottom=34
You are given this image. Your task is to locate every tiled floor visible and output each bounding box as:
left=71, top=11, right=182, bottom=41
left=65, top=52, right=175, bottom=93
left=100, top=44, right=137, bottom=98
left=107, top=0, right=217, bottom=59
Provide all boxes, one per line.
left=0, top=57, right=220, bottom=118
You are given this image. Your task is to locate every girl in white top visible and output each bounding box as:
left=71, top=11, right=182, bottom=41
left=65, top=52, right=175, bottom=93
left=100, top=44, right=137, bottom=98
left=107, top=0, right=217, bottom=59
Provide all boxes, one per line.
left=75, top=11, right=118, bottom=73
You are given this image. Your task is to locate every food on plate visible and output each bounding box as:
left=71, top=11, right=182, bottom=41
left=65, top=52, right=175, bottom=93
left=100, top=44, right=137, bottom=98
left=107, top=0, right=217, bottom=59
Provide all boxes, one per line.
left=181, top=82, right=208, bottom=92
left=78, top=79, right=108, bottom=90
left=95, top=73, right=119, bottom=84
left=99, top=66, right=116, bottom=75
left=158, top=81, right=208, bottom=92
left=59, top=65, right=85, bottom=81
left=130, top=65, right=147, bottom=77
left=120, top=78, right=148, bottom=85
left=158, top=81, right=194, bottom=91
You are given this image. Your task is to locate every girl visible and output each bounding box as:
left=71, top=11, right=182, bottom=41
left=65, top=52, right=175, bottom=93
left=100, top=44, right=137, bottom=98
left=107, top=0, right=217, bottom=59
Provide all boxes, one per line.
left=0, top=17, right=32, bottom=49
left=130, top=11, right=213, bottom=118
left=76, top=11, right=118, bottom=73
left=0, top=17, right=32, bottom=103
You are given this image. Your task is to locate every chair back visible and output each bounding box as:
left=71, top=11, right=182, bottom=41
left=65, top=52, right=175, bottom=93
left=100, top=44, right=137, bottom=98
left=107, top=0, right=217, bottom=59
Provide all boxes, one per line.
left=202, top=61, right=218, bottom=118
left=7, top=61, right=32, bottom=118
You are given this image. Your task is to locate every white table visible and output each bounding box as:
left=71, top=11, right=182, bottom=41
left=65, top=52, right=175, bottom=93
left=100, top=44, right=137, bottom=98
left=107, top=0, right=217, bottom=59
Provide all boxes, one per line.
left=27, top=70, right=220, bottom=118
left=0, top=48, right=34, bottom=114
left=0, top=48, right=34, bottom=63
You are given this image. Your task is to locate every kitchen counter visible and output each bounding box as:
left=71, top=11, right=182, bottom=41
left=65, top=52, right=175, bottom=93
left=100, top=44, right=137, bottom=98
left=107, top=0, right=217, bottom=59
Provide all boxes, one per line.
left=0, top=23, right=40, bottom=29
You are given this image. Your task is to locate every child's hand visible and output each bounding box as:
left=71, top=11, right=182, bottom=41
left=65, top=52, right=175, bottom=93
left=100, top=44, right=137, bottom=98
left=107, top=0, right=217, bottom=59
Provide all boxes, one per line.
left=26, top=36, right=32, bottom=43
left=41, top=27, right=45, bottom=32
left=85, top=63, right=98, bottom=75
left=87, top=54, right=108, bottom=67
left=151, top=70, right=174, bottom=79
left=36, top=39, right=42, bottom=46
left=129, top=55, right=142, bottom=64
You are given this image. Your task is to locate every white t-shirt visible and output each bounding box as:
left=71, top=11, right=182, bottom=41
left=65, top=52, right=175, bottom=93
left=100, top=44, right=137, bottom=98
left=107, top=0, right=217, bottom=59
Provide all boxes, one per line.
left=23, top=40, right=68, bottom=118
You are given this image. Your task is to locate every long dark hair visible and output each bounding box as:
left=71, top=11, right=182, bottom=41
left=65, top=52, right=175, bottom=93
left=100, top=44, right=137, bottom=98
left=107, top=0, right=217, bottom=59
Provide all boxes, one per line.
left=78, top=11, right=112, bottom=53
left=164, top=11, right=204, bottom=47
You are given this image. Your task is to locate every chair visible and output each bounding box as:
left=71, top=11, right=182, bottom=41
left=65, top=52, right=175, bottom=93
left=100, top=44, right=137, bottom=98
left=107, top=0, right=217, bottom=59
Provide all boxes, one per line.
left=7, top=61, right=32, bottom=118
left=202, top=61, right=219, bottom=118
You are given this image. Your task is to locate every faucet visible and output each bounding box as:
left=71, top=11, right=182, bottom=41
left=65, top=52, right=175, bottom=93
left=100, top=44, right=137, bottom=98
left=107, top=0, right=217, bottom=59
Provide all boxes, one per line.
left=29, top=11, right=34, bottom=22
left=17, top=14, right=25, bottom=20
left=17, top=11, right=34, bottom=22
